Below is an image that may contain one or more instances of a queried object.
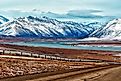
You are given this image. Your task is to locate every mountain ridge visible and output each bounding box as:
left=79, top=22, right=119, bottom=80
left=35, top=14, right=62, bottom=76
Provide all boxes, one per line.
left=0, top=15, right=9, bottom=25
left=0, top=16, right=100, bottom=38
left=89, top=18, right=121, bottom=40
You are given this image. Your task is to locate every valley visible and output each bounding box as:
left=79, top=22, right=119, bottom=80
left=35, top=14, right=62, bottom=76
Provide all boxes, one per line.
left=0, top=13, right=121, bottom=81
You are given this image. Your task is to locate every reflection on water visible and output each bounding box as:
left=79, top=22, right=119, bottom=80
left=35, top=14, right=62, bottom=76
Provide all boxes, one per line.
left=5, top=41, right=121, bottom=51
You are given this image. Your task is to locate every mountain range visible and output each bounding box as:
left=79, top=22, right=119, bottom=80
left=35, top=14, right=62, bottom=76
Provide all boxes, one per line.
left=0, top=16, right=100, bottom=38
left=90, top=18, right=121, bottom=40
left=0, top=15, right=121, bottom=40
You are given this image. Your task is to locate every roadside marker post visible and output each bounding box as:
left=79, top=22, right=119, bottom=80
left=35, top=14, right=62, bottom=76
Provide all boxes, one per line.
left=3, top=50, right=5, bottom=54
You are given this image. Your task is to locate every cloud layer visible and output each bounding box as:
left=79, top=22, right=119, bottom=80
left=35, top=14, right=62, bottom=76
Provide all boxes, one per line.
left=0, top=0, right=121, bottom=16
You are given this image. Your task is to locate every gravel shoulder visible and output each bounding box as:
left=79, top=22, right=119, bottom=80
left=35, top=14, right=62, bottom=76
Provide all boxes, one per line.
left=52, top=66, right=121, bottom=81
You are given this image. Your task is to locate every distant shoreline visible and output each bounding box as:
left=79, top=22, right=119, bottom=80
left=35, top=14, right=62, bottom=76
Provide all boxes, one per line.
left=0, top=43, right=120, bottom=57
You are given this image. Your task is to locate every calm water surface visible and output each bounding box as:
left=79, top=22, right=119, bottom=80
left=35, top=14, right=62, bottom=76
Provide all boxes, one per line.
left=4, top=41, right=121, bottom=51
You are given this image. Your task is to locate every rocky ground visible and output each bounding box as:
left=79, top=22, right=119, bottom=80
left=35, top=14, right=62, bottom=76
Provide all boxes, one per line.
left=0, top=57, right=101, bottom=79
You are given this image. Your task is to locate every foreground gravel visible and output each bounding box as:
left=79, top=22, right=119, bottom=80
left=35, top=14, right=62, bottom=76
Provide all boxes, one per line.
left=0, top=57, right=97, bottom=79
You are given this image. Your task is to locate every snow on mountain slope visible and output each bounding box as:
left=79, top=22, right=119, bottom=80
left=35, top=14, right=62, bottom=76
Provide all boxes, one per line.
left=90, top=18, right=121, bottom=39
left=0, top=15, right=9, bottom=25
left=0, top=16, right=97, bottom=38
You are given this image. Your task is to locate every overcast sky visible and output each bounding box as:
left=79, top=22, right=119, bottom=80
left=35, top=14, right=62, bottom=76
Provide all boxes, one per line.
left=0, top=0, right=121, bottom=16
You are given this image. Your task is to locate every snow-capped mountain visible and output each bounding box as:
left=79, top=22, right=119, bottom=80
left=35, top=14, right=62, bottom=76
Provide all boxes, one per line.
left=90, top=18, right=121, bottom=39
left=0, top=16, right=99, bottom=38
left=86, top=22, right=103, bottom=30
left=0, top=15, right=9, bottom=25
